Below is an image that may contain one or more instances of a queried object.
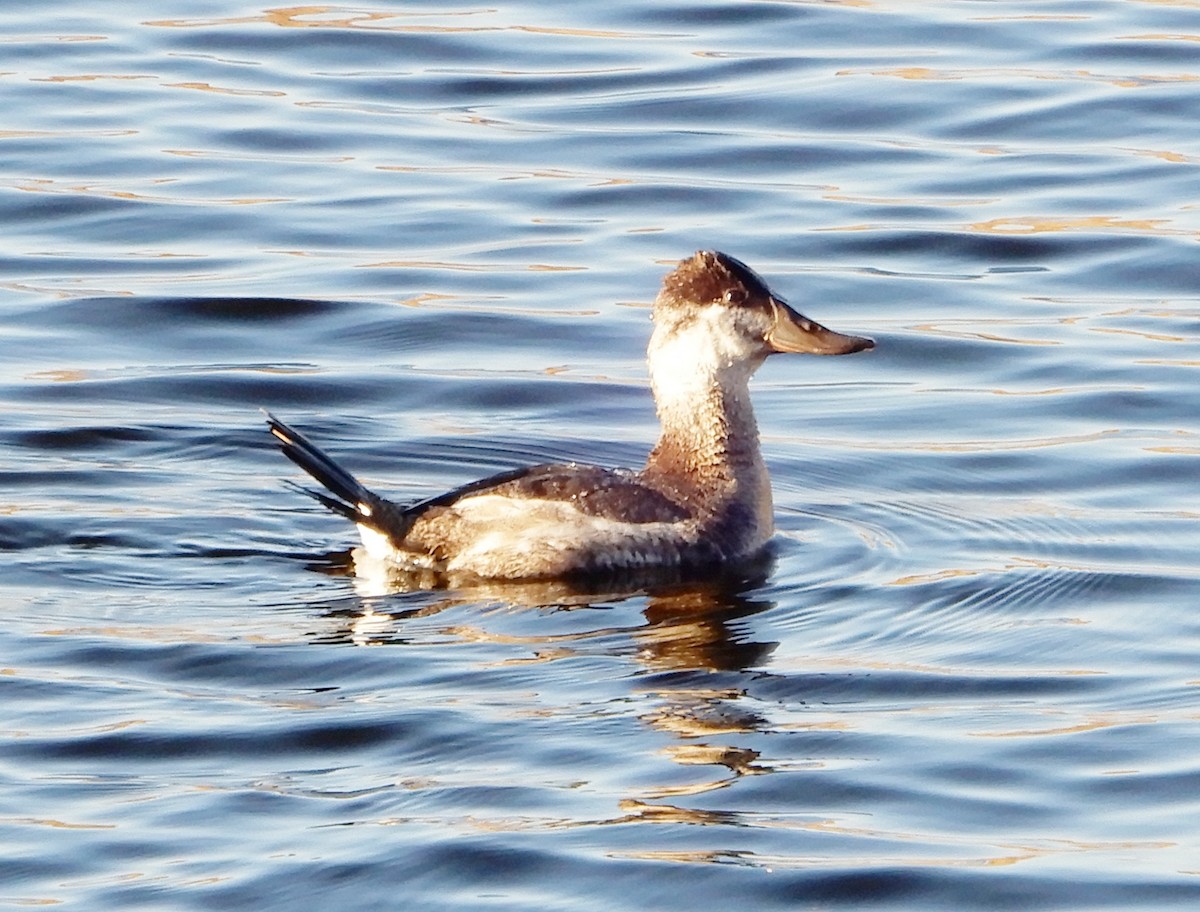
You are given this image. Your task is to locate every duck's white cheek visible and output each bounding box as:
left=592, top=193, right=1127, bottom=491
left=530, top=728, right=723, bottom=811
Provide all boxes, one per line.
left=650, top=306, right=763, bottom=382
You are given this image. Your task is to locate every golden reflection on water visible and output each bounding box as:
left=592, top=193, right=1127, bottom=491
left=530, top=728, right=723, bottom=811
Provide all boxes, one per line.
left=1145, top=443, right=1200, bottom=454
left=617, top=799, right=735, bottom=826
left=1128, top=147, right=1198, bottom=164
left=970, top=215, right=1186, bottom=236
left=822, top=191, right=995, bottom=208
left=144, top=6, right=664, bottom=40
left=973, top=14, right=1093, bottom=20
left=144, top=7, right=472, bottom=31
left=360, top=258, right=587, bottom=273
left=663, top=743, right=765, bottom=777
left=612, top=822, right=1177, bottom=871
left=33, top=74, right=155, bottom=84
left=1122, top=32, right=1200, bottom=41
left=908, top=318, right=1062, bottom=346
left=0, top=129, right=134, bottom=141
left=8, top=176, right=287, bottom=207
left=166, top=149, right=355, bottom=164
left=163, top=81, right=286, bottom=98
left=970, top=710, right=1174, bottom=739
left=851, top=429, right=1124, bottom=453
left=843, top=65, right=1200, bottom=89
left=0, top=33, right=105, bottom=43
left=1090, top=324, right=1190, bottom=344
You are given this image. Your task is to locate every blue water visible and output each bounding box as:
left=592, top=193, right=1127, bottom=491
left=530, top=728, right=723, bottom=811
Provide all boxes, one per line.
left=2, top=2, right=1199, bottom=909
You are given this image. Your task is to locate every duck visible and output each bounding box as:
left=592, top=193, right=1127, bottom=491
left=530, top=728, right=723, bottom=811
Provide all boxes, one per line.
left=266, top=250, right=873, bottom=580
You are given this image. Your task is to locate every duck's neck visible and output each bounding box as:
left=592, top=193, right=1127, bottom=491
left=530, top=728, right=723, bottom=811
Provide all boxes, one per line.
left=642, top=356, right=772, bottom=522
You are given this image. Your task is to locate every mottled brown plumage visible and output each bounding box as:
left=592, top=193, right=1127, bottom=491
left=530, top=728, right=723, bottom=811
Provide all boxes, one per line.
left=659, top=250, right=772, bottom=310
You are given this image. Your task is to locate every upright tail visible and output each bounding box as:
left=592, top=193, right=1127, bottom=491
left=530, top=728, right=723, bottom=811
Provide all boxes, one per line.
left=264, top=411, right=413, bottom=542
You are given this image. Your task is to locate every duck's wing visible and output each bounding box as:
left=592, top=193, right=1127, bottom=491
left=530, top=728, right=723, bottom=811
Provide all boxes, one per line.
left=424, top=463, right=691, bottom=524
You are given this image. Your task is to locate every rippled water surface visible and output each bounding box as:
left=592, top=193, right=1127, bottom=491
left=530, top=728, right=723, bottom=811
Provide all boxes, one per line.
left=3, top=2, right=1200, bottom=909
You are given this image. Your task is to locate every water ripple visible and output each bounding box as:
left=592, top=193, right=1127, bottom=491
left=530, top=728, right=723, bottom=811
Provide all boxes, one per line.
left=4, top=1, right=1200, bottom=910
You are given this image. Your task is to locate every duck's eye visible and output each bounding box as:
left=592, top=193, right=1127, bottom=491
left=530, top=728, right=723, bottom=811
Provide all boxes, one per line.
left=722, top=288, right=747, bottom=305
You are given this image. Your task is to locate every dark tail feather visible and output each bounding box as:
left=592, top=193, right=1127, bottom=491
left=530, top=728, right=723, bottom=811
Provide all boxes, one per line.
left=264, top=411, right=413, bottom=541
left=282, top=480, right=359, bottom=523
left=265, top=411, right=371, bottom=508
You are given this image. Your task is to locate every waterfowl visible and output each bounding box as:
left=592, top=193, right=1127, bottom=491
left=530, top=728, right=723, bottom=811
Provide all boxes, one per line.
left=267, top=250, right=872, bottom=580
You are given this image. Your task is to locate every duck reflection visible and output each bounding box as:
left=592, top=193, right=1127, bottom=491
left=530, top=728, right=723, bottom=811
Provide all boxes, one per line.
left=300, top=549, right=780, bottom=792
left=624, top=569, right=778, bottom=787
left=634, top=576, right=776, bottom=673
left=303, top=548, right=776, bottom=668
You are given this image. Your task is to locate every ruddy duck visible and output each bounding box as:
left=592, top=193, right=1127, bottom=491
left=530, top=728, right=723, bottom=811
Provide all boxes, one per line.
left=267, top=250, right=873, bottom=579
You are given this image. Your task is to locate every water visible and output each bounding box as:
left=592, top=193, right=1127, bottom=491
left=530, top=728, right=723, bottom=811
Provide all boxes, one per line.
left=2, top=1, right=1199, bottom=909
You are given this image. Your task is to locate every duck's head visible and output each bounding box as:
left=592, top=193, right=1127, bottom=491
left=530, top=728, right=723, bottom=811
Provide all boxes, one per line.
left=649, top=251, right=873, bottom=386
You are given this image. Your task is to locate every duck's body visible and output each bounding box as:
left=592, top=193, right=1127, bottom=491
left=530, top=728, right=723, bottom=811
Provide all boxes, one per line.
left=267, top=251, right=872, bottom=580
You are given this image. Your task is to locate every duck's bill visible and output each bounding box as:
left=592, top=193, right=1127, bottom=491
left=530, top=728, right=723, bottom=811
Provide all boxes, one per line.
left=766, top=298, right=875, bottom=355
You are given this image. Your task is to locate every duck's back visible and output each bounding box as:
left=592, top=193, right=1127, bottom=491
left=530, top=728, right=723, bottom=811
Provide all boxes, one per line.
left=397, top=463, right=711, bottom=578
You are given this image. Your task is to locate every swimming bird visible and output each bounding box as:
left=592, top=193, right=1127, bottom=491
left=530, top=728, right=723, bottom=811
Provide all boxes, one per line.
left=267, top=250, right=873, bottom=580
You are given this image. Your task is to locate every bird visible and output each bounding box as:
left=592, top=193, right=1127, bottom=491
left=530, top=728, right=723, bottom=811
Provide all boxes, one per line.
left=266, top=250, right=873, bottom=581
